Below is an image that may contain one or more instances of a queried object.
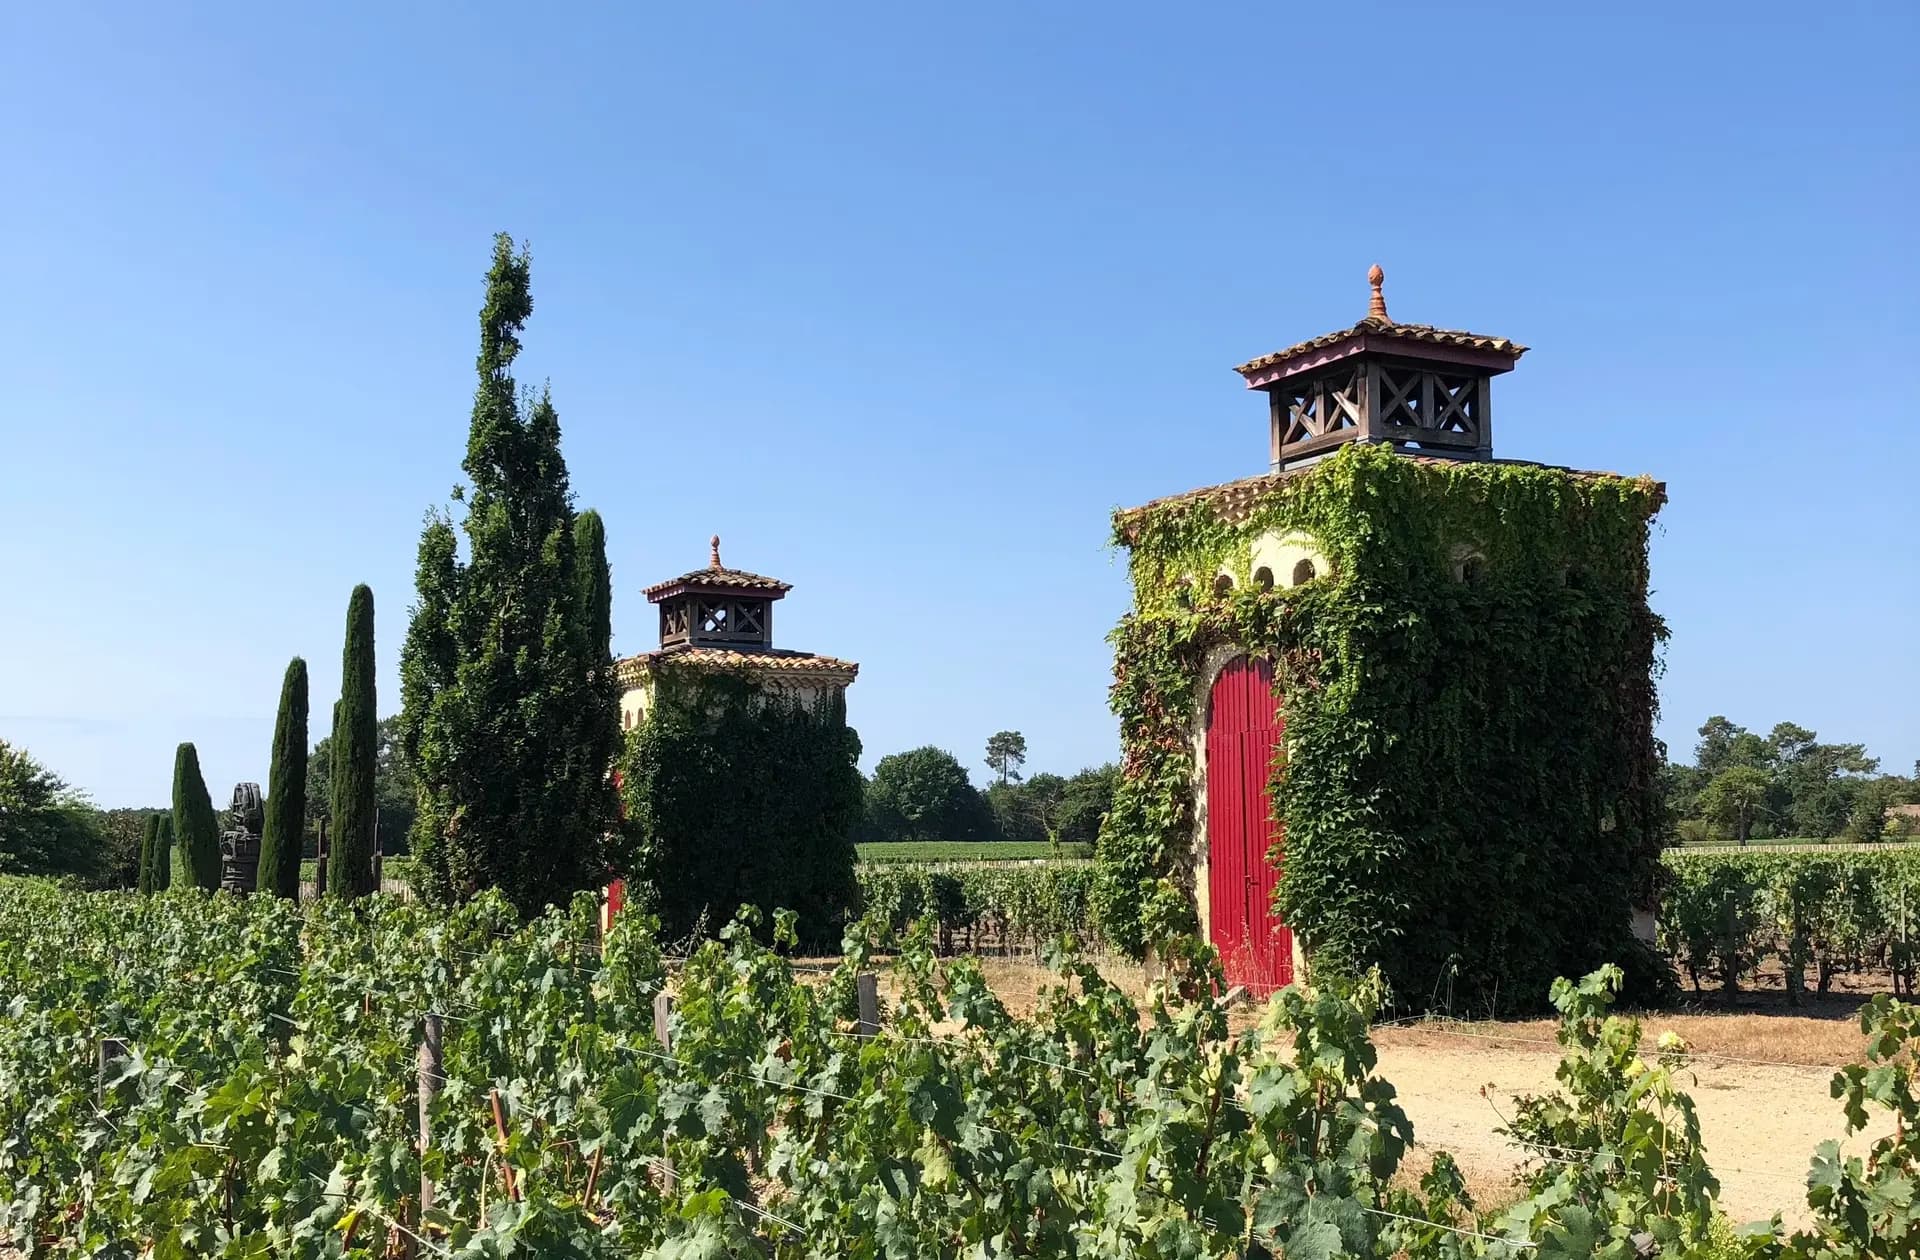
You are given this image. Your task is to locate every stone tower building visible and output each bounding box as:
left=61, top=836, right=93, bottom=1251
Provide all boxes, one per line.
left=616, top=535, right=858, bottom=727
left=1098, top=268, right=1666, bottom=1007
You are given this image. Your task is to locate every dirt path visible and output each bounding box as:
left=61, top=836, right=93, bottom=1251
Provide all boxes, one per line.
left=1375, top=1027, right=1862, bottom=1228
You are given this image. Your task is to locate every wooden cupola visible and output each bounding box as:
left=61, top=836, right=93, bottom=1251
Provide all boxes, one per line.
left=1236, top=266, right=1528, bottom=471
left=642, top=535, right=792, bottom=649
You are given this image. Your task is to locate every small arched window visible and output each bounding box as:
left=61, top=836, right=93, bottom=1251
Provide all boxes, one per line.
left=1252, top=566, right=1275, bottom=591
left=1213, top=573, right=1235, bottom=597
left=1291, top=558, right=1317, bottom=586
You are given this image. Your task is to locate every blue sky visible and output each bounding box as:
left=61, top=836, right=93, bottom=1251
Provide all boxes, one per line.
left=2, top=4, right=1915, bottom=807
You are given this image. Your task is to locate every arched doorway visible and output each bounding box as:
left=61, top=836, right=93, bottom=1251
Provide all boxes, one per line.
left=1205, top=655, right=1293, bottom=992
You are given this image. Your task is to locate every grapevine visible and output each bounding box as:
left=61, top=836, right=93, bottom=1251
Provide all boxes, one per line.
left=7, top=875, right=1918, bottom=1257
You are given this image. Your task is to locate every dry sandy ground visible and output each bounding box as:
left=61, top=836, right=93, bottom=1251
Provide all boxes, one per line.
left=1372, top=1023, right=1861, bottom=1228
left=958, top=955, right=1880, bottom=1229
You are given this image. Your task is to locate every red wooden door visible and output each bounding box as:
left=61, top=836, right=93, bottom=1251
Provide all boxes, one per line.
left=1205, top=656, right=1293, bottom=992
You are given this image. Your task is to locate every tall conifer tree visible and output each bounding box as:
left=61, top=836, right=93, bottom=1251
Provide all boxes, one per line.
left=170, top=743, right=220, bottom=890
left=137, top=812, right=161, bottom=894
left=151, top=813, right=173, bottom=892
left=400, top=234, right=615, bottom=914
left=258, top=657, right=309, bottom=898
left=569, top=509, right=622, bottom=857
left=329, top=587, right=378, bottom=899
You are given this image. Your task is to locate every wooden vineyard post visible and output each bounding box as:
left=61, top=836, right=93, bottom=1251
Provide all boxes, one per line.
left=97, top=1037, right=128, bottom=1107
left=416, top=1013, right=444, bottom=1239
left=1889, top=887, right=1904, bottom=991
left=314, top=818, right=329, bottom=899
left=653, top=990, right=673, bottom=1049
left=373, top=806, right=384, bottom=892
left=654, top=991, right=674, bottom=1189
left=490, top=1089, right=520, bottom=1202
left=491, top=1090, right=522, bottom=1206
left=857, top=972, right=879, bottom=1037
left=1721, top=889, right=1737, bottom=995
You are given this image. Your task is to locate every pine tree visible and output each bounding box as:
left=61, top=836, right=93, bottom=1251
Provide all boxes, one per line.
left=400, top=234, right=616, bottom=915
left=329, top=587, right=378, bottom=899
left=170, top=743, right=220, bottom=890
left=258, top=657, right=309, bottom=898
left=151, top=813, right=173, bottom=892
left=137, top=812, right=161, bottom=894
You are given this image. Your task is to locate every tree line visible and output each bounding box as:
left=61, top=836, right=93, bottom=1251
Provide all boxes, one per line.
left=861, top=731, right=1118, bottom=848
left=2, top=236, right=620, bottom=912
left=1663, top=714, right=1917, bottom=845
left=6, top=241, right=1100, bottom=926
left=0, top=582, right=384, bottom=898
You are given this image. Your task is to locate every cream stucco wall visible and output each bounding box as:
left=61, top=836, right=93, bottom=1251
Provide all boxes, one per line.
left=618, top=675, right=847, bottom=732
left=1245, top=529, right=1330, bottom=590
left=619, top=681, right=654, bottom=732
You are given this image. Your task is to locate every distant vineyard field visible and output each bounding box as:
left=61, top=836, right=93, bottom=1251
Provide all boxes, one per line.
left=854, top=840, right=1092, bottom=864
left=299, top=856, right=418, bottom=883
left=1663, top=846, right=1920, bottom=994
left=856, top=859, right=1098, bottom=951
left=1671, top=839, right=1920, bottom=854
left=297, top=846, right=1087, bottom=882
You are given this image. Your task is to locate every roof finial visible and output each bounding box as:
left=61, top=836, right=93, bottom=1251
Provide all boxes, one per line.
left=709, top=534, right=722, bottom=570
left=1367, top=263, right=1390, bottom=323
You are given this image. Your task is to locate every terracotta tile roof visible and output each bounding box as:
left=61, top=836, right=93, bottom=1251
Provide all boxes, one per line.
left=643, top=535, right=795, bottom=601
left=1113, top=454, right=1662, bottom=543
left=1234, top=316, right=1527, bottom=379
left=618, top=644, right=859, bottom=683
left=642, top=567, right=792, bottom=600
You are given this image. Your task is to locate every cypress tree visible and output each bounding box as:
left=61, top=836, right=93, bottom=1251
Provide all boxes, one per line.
left=328, top=586, right=378, bottom=899
left=400, top=235, right=616, bottom=914
left=568, top=509, right=622, bottom=865
left=137, top=811, right=161, bottom=894
left=151, top=813, right=173, bottom=892
left=258, top=657, right=309, bottom=898
left=170, top=743, right=220, bottom=890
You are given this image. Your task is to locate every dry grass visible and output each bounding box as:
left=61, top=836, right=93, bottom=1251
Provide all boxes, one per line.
left=789, top=950, right=1152, bottom=1021
left=1375, top=960, right=1885, bottom=1069
left=967, top=952, right=1152, bottom=1015
left=795, top=950, right=1883, bottom=1069
left=1374, top=1003, right=1873, bottom=1071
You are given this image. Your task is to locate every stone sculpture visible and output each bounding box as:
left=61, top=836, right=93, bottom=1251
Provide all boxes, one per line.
left=219, top=782, right=265, bottom=894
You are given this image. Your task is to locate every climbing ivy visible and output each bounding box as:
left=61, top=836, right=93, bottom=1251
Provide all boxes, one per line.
left=620, top=668, right=863, bottom=950
left=1095, top=442, right=1669, bottom=1011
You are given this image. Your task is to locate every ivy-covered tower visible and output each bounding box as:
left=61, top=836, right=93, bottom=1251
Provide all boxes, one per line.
left=616, top=537, right=863, bottom=948
left=1096, top=267, right=1667, bottom=1010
